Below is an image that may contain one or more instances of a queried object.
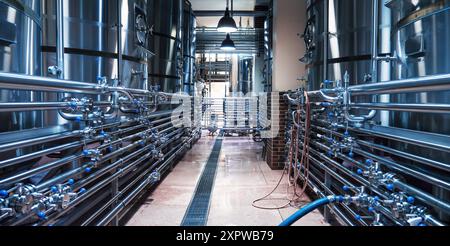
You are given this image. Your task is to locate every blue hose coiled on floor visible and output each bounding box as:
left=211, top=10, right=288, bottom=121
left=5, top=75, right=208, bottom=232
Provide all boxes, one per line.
left=279, top=196, right=341, bottom=226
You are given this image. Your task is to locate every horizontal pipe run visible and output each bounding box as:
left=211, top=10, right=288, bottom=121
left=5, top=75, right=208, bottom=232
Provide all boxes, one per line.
left=308, top=128, right=450, bottom=214
left=352, top=148, right=450, bottom=191
left=41, top=131, right=188, bottom=225
left=0, top=120, right=175, bottom=181
left=35, top=127, right=179, bottom=192
left=313, top=124, right=450, bottom=173
left=0, top=72, right=155, bottom=97
left=0, top=139, right=94, bottom=169
left=0, top=131, right=82, bottom=153
left=0, top=109, right=175, bottom=153
left=356, top=140, right=450, bottom=172
left=0, top=72, right=99, bottom=94
left=348, top=74, right=450, bottom=96
left=0, top=101, right=112, bottom=112
left=393, top=180, right=450, bottom=214
left=351, top=103, right=450, bottom=114
left=299, top=138, right=427, bottom=225
left=314, top=118, right=450, bottom=153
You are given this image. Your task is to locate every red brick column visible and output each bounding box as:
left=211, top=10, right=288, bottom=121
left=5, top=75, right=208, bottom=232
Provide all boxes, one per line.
left=263, top=92, right=289, bottom=170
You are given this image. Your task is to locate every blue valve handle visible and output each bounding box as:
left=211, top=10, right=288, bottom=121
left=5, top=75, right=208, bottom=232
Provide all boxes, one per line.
left=0, top=190, right=9, bottom=198
left=37, top=211, right=46, bottom=220
left=386, top=184, right=394, bottom=191
left=51, top=186, right=58, bottom=193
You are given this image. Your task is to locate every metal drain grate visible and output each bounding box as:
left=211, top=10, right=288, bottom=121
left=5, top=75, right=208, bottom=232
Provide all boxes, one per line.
left=181, top=133, right=224, bottom=226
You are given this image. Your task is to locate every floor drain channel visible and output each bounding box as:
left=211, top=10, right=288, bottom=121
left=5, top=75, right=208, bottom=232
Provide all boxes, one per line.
left=181, top=133, right=224, bottom=226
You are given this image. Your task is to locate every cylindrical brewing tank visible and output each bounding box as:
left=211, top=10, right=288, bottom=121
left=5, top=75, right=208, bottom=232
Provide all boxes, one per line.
left=387, top=0, right=450, bottom=219
left=41, top=0, right=149, bottom=90
left=147, top=0, right=183, bottom=93
left=182, top=0, right=196, bottom=95
left=238, top=57, right=254, bottom=95
left=0, top=0, right=42, bottom=133
left=0, top=0, right=43, bottom=179
left=306, top=0, right=374, bottom=90
left=387, top=0, right=450, bottom=137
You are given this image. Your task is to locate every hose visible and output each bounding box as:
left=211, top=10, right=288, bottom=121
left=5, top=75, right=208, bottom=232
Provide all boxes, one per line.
left=279, top=196, right=340, bottom=226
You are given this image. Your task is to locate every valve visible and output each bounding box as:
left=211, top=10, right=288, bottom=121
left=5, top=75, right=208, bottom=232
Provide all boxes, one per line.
left=82, top=149, right=102, bottom=164
left=36, top=211, right=47, bottom=220
left=78, top=188, right=87, bottom=195
left=149, top=172, right=161, bottom=183
left=48, top=66, right=62, bottom=76
left=0, top=190, right=9, bottom=198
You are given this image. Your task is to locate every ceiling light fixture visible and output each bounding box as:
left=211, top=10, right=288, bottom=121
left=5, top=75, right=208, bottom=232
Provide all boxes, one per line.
left=217, top=0, right=237, bottom=33
left=220, top=33, right=236, bottom=51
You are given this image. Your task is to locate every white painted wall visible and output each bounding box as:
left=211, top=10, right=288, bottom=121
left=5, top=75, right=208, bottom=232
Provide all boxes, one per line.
left=272, top=0, right=307, bottom=92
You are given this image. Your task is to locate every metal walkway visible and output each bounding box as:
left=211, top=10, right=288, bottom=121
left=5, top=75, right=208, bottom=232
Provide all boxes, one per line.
left=180, top=133, right=224, bottom=226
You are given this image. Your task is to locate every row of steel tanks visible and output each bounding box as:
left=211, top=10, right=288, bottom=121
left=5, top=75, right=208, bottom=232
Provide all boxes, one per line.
left=304, top=0, right=450, bottom=222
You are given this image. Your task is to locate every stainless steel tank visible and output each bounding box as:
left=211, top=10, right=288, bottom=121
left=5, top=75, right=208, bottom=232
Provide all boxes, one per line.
left=182, top=0, right=196, bottom=95
left=306, top=0, right=374, bottom=90
left=387, top=0, right=450, bottom=136
left=0, top=0, right=42, bottom=133
left=386, top=0, right=450, bottom=220
left=147, top=0, right=183, bottom=93
left=41, top=0, right=149, bottom=90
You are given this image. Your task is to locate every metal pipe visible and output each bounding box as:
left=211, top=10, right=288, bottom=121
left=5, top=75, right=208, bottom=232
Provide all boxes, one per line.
left=351, top=103, right=450, bottom=114
left=0, top=139, right=92, bottom=169
left=356, top=139, right=450, bottom=172
left=0, top=72, right=99, bottom=94
left=371, top=0, right=379, bottom=84
left=36, top=126, right=182, bottom=192
left=40, top=131, right=186, bottom=225
left=352, top=148, right=450, bottom=191
left=323, top=0, right=329, bottom=83
left=349, top=74, right=450, bottom=96
left=94, top=139, right=188, bottom=226
left=0, top=101, right=112, bottom=112
left=56, top=0, right=65, bottom=79
left=393, top=180, right=450, bottom=214
left=308, top=125, right=450, bottom=214
left=116, top=0, right=123, bottom=83
left=0, top=131, right=82, bottom=153
left=0, top=120, right=178, bottom=187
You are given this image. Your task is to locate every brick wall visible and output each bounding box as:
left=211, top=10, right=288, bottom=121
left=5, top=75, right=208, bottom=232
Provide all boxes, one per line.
left=263, top=92, right=289, bottom=170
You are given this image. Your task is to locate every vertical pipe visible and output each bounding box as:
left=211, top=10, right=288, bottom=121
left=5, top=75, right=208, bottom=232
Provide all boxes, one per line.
left=371, top=0, right=379, bottom=83
left=56, top=0, right=65, bottom=79
left=322, top=0, right=330, bottom=222
left=117, top=0, right=123, bottom=84
left=323, top=0, right=329, bottom=82
left=176, top=0, right=183, bottom=93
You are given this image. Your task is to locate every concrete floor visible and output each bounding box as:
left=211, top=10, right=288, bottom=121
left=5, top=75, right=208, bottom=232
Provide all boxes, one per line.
left=126, top=133, right=328, bottom=226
